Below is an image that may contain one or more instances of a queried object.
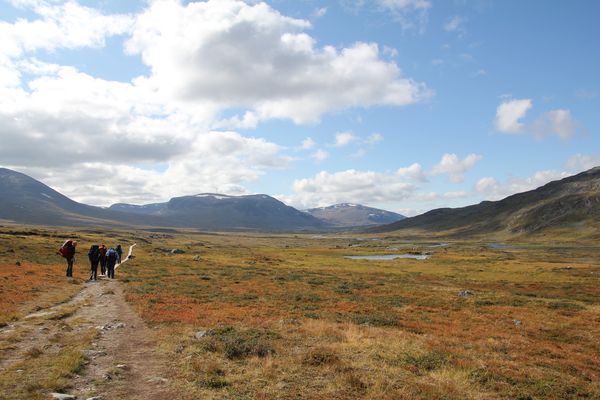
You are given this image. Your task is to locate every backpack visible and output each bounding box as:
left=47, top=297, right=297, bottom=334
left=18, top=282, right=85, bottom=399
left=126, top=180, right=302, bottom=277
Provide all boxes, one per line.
left=88, top=245, right=100, bottom=261
left=59, top=240, right=73, bottom=258
left=106, top=248, right=118, bottom=263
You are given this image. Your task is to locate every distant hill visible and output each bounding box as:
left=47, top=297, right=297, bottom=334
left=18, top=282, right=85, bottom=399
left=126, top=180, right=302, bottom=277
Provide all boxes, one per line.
left=305, top=203, right=405, bottom=227
left=372, top=166, right=600, bottom=237
left=110, top=194, right=328, bottom=231
left=0, top=168, right=328, bottom=231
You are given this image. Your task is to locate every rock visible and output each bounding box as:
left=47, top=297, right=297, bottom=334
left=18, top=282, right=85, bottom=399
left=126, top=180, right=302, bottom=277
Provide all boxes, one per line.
left=39, top=327, right=50, bottom=332
left=83, top=350, right=107, bottom=358
left=192, top=255, right=201, bottom=261
left=513, top=319, right=522, bottom=327
left=15, top=261, right=21, bottom=266
left=86, top=397, right=103, bottom=400
left=50, top=393, right=76, bottom=400
left=170, top=248, right=185, bottom=254
left=98, top=322, right=125, bottom=331
left=458, top=290, right=474, bottom=298
left=116, top=364, right=128, bottom=370
left=194, top=329, right=215, bottom=340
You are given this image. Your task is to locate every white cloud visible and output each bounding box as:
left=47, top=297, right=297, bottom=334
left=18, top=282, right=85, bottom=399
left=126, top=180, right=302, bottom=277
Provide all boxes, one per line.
left=444, top=15, right=467, bottom=36
left=376, top=0, right=431, bottom=31
left=0, top=0, right=434, bottom=207
left=495, top=98, right=532, bottom=133
left=301, top=137, right=316, bottom=150
left=565, top=153, right=600, bottom=172
left=283, top=169, right=416, bottom=209
left=0, top=2, right=133, bottom=59
left=533, top=109, right=578, bottom=139
left=311, top=149, right=329, bottom=162
left=475, top=170, right=572, bottom=201
left=397, top=162, right=426, bottom=181
left=431, top=153, right=482, bottom=183
left=125, top=0, right=431, bottom=124
left=313, top=7, right=327, bottom=18
left=334, top=131, right=356, bottom=146
left=366, top=132, right=384, bottom=144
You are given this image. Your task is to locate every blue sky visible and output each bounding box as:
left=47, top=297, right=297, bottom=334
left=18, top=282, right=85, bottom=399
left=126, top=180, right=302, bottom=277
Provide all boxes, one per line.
left=0, top=0, right=598, bottom=215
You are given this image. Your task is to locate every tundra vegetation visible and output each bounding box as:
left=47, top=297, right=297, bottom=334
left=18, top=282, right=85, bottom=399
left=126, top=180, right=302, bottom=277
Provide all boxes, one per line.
left=0, top=226, right=599, bottom=399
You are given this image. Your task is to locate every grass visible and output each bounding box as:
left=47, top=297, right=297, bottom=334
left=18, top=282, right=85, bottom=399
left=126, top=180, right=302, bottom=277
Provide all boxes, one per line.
left=1, top=225, right=599, bottom=399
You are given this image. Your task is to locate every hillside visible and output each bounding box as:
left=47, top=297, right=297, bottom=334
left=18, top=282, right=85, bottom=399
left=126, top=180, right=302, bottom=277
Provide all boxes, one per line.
left=372, top=166, right=600, bottom=237
left=305, top=203, right=404, bottom=227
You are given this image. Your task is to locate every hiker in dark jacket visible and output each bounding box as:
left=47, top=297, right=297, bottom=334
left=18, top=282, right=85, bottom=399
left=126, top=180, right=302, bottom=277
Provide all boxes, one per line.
left=98, top=244, right=107, bottom=275
left=115, top=244, right=123, bottom=264
left=88, top=245, right=100, bottom=281
left=58, top=240, right=77, bottom=277
left=106, top=248, right=118, bottom=279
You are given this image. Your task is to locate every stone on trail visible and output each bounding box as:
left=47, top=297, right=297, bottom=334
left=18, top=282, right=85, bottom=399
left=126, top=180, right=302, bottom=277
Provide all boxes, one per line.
left=170, top=248, right=185, bottom=254
left=195, top=329, right=215, bottom=340
left=457, top=290, right=474, bottom=298
left=50, top=393, right=76, bottom=400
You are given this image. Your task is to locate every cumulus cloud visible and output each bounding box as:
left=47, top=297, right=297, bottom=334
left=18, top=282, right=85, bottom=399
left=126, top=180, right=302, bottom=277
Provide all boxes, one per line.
left=311, top=149, right=329, bottom=162
left=282, top=169, right=416, bottom=209
left=125, top=0, right=431, bottom=124
left=366, top=132, right=384, bottom=144
left=565, top=153, right=600, bottom=172
left=494, top=98, right=532, bottom=133
left=431, top=153, right=482, bottom=183
left=533, top=109, right=578, bottom=139
left=334, top=132, right=356, bottom=147
left=301, top=137, right=316, bottom=150
left=475, top=170, right=572, bottom=201
left=0, top=0, right=433, bottom=206
left=397, top=163, right=426, bottom=181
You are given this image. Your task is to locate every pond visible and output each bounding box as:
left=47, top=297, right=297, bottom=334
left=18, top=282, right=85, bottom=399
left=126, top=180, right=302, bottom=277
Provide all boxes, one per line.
left=344, top=253, right=431, bottom=261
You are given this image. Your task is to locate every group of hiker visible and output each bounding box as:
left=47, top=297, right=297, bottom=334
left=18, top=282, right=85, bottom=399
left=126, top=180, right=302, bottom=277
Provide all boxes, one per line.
left=58, top=240, right=123, bottom=281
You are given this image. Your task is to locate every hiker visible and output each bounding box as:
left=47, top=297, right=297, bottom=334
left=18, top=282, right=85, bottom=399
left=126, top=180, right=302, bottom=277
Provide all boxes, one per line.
left=58, top=240, right=77, bottom=277
left=99, top=244, right=107, bottom=275
left=106, top=247, right=118, bottom=279
left=88, top=244, right=100, bottom=281
left=116, top=244, right=123, bottom=264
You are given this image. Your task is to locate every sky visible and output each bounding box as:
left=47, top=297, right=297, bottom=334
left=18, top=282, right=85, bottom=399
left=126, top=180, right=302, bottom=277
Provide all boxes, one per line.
left=0, top=0, right=598, bottom=216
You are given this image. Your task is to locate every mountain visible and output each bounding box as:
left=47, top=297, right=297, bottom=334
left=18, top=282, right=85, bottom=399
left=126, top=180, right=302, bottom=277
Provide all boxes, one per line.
left=110, top=193, right=328, bottom=231
left=372, top=166, right=600, bottom=237
left=0, top=167, right=116, bottom=226
left=0, top=168, right=327, bottom=231
left=305, top=203, right=405, bottom=227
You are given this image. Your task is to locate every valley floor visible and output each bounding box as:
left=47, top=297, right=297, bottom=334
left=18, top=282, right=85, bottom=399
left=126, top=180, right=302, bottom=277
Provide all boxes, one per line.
left=0, top=226, right=599, bottom=399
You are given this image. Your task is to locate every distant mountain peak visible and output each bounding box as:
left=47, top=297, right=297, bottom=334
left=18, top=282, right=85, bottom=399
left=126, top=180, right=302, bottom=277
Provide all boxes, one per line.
left=306, top=203, right=404, bottom=228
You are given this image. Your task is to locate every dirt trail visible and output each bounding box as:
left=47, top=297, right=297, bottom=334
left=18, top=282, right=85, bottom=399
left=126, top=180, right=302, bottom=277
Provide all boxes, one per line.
left=0, top=246, right=177, bottom=400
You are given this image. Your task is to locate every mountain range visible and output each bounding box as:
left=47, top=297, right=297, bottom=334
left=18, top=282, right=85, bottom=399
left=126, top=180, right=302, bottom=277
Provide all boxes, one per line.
left=1, top=166, right=599, bottom=237
left=0, top=168, right=397, bottom=231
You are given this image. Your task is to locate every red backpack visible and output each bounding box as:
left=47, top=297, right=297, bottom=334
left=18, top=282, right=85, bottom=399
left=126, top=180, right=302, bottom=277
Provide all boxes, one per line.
left=58, top=240, right=73, bottom=258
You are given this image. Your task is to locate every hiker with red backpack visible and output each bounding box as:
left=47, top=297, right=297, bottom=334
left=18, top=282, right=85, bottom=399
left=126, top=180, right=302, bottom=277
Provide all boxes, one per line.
left=58, top=240, right=77, bottom=277
left=88, top=244, right=100, bottom=281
